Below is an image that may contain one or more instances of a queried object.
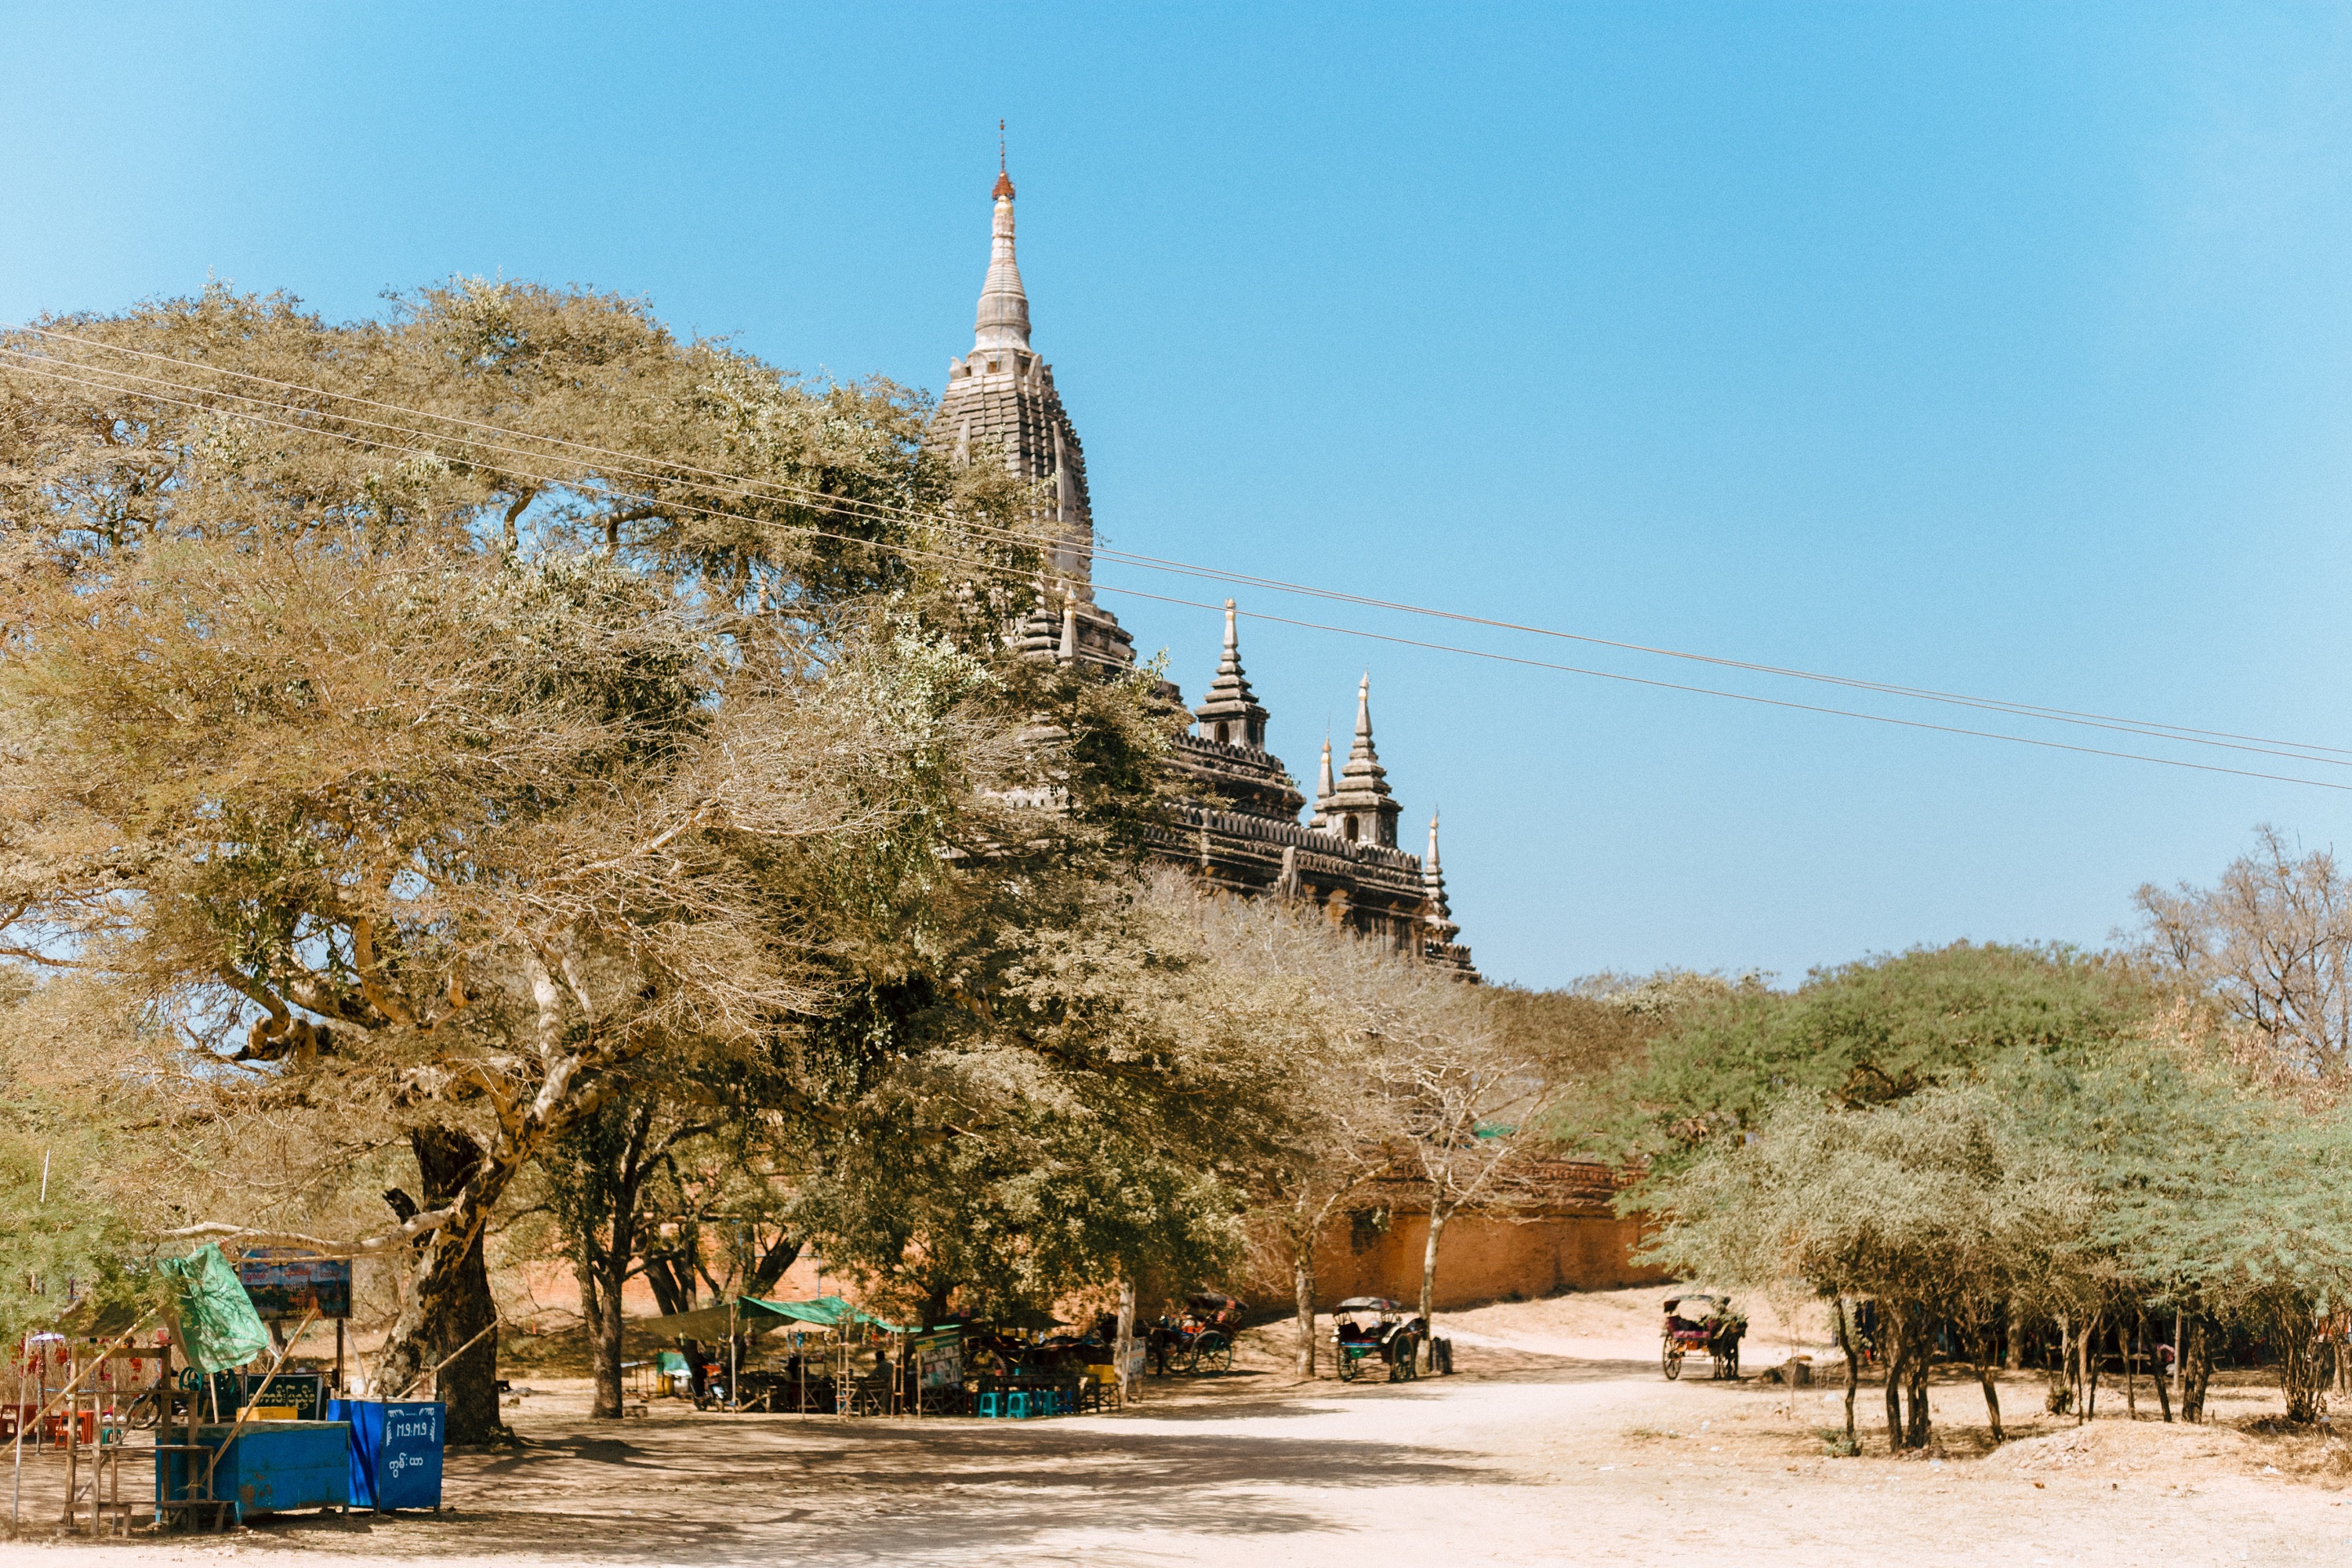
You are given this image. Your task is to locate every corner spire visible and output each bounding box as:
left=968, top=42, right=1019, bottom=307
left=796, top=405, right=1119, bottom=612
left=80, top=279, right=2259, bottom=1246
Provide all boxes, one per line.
left=1423, top=809, right=1454, bottom=927
left=1192, top=597, right=1269, bottom=749
left=1321, top=672, right=1400, bottom=848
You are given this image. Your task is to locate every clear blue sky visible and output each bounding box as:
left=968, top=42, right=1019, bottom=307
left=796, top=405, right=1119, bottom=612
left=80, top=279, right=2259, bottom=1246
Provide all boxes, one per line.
left=9, top=2, right=2352, bottom=989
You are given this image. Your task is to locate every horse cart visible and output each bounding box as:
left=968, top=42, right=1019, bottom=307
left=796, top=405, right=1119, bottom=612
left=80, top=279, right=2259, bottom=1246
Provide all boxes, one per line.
left=1152, top=1292, right=1246, bottom=1375
left=1332, top=1297, right=1428, bottom=1382
left=1661, top=1293, right=1745, bottom=1381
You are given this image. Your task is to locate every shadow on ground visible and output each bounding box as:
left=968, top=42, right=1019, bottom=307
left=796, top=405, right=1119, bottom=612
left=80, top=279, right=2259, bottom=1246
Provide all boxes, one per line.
left=220, top=1406, right=1515, bottom=1564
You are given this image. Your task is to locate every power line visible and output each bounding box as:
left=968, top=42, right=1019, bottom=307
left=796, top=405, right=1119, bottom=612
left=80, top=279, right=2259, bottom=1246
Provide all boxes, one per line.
left=5, top=341, right=2349, bottom=794
left=1092, top=582, right=2352, bottom=793
left=14, top=321, right=2348, bottom=764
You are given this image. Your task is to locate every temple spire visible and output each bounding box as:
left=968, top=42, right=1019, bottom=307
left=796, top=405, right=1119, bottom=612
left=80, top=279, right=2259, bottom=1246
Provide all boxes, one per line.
left=931, top=145, right=1131, bottom=670
left=975, top=140, right=1030, bottom=354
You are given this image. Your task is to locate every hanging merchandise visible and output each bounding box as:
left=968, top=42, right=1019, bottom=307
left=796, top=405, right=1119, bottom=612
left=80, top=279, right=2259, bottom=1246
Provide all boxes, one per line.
left=156, top=1244, right=269, bottom=1374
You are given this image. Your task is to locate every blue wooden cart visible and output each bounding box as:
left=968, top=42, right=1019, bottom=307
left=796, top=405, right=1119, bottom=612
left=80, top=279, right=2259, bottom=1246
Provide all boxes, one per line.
left=157, top=1421, right=351, bottom=1523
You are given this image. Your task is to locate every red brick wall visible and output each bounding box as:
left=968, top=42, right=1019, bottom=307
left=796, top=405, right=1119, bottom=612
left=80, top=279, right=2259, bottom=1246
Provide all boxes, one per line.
left=1250, top=1208, right=1665, bottom=1312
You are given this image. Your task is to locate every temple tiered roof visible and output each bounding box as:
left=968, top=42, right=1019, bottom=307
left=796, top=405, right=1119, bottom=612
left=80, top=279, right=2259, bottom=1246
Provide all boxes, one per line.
left=924, top=155, right=1473, bottom=978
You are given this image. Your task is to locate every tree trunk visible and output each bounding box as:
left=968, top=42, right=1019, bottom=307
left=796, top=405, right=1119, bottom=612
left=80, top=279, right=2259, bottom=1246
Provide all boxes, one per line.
left=1833, top=1299, right=1859, bottom=1450
left=1903, top=1308, right=1932, bottom=1449
left=2276, top=1300, right=2327, bottom=1425
left=1114, top=1279, right=1138, bottom=1405
left=743, top=1230, right=803, bottom=1300
left=2172, top=1308, right=2184, bottom=1414
left=920, top=1281, right=954, bottom=1330
left=2046, top=1312, right=2073, bottom=1416
left=2181, top=1316, right=2212, bottom=1423
left=1969, top=1324, right=2004, bottom=1444
left=642, top=1247, right=698, bottom=1317
left=1293, top=1239, right=1317, bottom=1379
left=2125, top=1312, right=2140, bottom=1421
left=590, top=1242, right=628, bottom=1420
left=1417, top=1200, right=1446, bottom=1373
left=2005, top=1297, right=2024, bottom=1372
left=1882, top=1308, right=1908, bottom=1453
left=2079, top=1316, right=2098, bottom=1420
left=2153, top=1329, right=2174, bottom=1424
left=2084, top=1312, right=2103, bottom=1421
left=382, top=1126, right=507, bottom=1446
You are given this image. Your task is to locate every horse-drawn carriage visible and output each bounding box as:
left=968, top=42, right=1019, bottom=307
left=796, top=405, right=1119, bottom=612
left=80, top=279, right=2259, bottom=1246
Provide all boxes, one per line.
left=1151, top=1292, right=1245, bottom=1375
left=1661, top=1293, right=1745, bottom=1381
left=1332, top=1297, right=1428, bottom=1382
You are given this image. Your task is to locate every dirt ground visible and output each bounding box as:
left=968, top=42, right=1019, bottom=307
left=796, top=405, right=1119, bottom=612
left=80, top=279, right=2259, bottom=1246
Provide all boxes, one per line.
left=15, top=1284, right=2352, bottom=1566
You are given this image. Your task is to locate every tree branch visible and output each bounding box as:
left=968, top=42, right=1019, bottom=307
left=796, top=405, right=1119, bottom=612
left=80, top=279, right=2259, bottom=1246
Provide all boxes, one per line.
left=161, top=1203, right=460, bottom=1258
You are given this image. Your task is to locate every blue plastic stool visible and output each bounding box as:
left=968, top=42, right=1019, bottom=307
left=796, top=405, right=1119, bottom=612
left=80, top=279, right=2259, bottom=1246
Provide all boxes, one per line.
left=977, top=1392, right=1000, bottom=1418
left=1007, top=1391, right=1030, bottom=1419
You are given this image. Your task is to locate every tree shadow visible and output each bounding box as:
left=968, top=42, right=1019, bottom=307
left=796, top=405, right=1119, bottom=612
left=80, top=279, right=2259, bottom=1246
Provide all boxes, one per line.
left=220, top=1406, right=1530, bottom=1564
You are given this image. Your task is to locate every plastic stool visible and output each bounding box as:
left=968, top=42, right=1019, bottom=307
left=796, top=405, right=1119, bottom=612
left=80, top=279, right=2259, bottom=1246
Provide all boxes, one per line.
left=978, top=1392, right=1000, bottom=1419
left=1007, top=1391, right=1030, bottom=1419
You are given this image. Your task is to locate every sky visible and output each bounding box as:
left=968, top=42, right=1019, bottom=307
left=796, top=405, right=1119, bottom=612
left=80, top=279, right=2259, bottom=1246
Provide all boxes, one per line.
left=8, top=2, right=2352, bottom=989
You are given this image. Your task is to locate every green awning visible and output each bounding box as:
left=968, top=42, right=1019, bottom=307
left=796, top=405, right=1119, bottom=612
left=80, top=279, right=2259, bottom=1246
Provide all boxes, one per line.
left=753, top=1294, right=906, bottom=1332
left=639, top=1293, right=905, bottom=1339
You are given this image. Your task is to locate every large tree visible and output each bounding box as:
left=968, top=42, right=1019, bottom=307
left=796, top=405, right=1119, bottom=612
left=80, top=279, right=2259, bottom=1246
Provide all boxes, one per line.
left=0, top=281, right=1062, bottom=1436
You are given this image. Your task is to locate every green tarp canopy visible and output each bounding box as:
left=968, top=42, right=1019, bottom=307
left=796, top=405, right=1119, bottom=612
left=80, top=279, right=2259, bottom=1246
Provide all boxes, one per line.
left=640, top=1293, right=906, bottom=1340
left=157, top=1243, right=270, bottom=1374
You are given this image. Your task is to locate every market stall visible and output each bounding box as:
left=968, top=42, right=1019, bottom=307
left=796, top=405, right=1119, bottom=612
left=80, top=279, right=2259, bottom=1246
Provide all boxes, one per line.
left=640, top=1294, right=910, bottom=1415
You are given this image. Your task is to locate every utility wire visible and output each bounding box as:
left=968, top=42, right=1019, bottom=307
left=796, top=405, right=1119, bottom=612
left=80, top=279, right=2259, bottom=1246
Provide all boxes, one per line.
left=13, top=321, right=2347, bottom=764
left=5, top=343, right=2349, bottom=794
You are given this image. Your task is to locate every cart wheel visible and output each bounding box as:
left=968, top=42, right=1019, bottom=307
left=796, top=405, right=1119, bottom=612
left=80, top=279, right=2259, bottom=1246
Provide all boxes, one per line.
left=1196, top=1334, right=1232, bottom=1374
left=1662, top=1343, right=1682, bottom=1381
left=1174, top=1343, right=1200, bottom=1376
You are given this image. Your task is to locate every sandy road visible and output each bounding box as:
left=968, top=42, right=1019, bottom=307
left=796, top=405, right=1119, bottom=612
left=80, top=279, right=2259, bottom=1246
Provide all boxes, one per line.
left=13, top=1293, right=2352, bottom=1566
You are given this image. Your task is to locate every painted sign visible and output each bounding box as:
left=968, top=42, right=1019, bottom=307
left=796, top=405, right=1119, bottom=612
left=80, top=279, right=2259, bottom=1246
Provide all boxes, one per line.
left=235, top=1253, right=353, bottom=1320
left=205, top=1370, right=325, bottom=1421
left=910, top=1329, right=964, bottom=1392
left=1120, top=1338, right=1147, bottom=1396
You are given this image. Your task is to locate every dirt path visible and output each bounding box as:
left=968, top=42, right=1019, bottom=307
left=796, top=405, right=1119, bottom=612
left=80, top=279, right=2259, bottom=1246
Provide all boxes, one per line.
left=14, top=1289, right=2352, bottom=1566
